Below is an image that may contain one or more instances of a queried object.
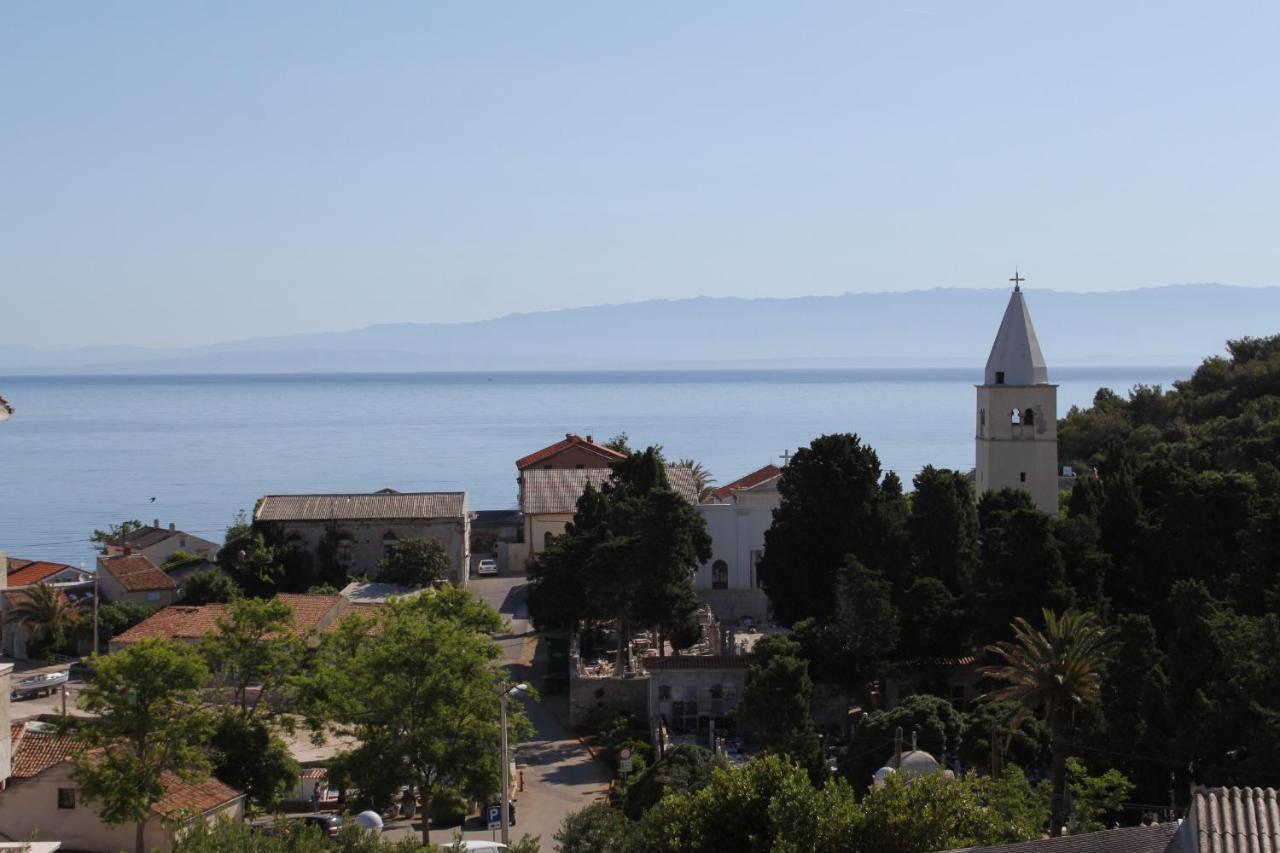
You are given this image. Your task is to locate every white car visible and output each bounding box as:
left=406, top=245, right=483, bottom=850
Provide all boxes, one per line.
left=476, top=558, right=499, bottom=576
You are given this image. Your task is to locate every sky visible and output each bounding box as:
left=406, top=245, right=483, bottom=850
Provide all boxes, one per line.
left=4, top=2, right=1280, bottom=349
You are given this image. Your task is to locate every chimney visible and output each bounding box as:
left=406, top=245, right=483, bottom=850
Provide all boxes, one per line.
left=586, top=435, right=594, bottom=443
left=169, top=522, right=176, bottom=531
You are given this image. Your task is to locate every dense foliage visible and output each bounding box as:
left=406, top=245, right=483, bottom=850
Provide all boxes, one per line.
left=377, top=537, right=451, bottom=587
left=528, top=447, right=711, bottom=665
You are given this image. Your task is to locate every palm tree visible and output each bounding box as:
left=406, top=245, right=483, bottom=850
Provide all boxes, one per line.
left=7, top=582, right=85, bottom=657
left=980, top=608, right=1115, bottom=837
left=676, top=458, right=716, bottom=502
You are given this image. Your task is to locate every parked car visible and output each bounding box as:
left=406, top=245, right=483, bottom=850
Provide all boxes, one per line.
left=300, top=814, right=342, bottom=838
left=477, top=558, right=499, bottom=576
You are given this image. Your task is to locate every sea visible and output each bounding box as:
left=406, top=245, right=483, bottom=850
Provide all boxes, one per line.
left=0, top=368, right=1188, bottom=565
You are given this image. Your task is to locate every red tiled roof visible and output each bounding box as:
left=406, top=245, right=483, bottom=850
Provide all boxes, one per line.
left=10, top=725, right=92, bottom=780
left=153, top=770, right=243, bottom=818
left=643, top=654, right=754, bottom=671
left=112, top=594, right=343, bottom=645
left=516, top=435, right=627, bottom=470
left=274, top=594, right=343, bottom=634
left=99, top=554, right=176, bottom=592
left=710, top=464, right=782, bottom=501
left=112, top=605, right=228, bottom=644
left=7, top=560, right=79, bottom=587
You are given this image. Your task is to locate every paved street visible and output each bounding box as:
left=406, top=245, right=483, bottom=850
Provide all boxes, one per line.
left=381, top=568, right=611, bottom=849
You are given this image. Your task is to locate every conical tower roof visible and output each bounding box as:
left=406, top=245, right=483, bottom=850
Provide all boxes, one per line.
left=983, top=285, right=1048, bottom=386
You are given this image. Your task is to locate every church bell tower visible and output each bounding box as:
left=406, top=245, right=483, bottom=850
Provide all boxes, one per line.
left=975, top=273, right=1059, bottom=514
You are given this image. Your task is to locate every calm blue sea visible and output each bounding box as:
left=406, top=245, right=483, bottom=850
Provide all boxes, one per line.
left=0, top=368, right=1187, bottom=564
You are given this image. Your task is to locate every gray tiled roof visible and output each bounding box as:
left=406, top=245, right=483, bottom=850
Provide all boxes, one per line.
left=256, top=492, right=467, bottom=522
left=521, top=466, right=699, bottom=515
left=1189, top=786, right=1280, bottom=853
left=946, top=822, right=1183, bottom=853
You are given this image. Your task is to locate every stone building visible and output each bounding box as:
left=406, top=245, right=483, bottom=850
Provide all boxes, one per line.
left=254, top=490, right=471, bottom=586
left=975, top=275, right=1059, bottom=514
left=692, top=464, right=780, bottom=623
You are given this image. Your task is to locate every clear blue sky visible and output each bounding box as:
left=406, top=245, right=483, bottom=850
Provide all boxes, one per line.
left=4, top=2, right=1279, bottom=348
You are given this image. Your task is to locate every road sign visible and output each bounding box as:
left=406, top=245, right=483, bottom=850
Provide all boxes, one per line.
left=486, top=803, right=502, bottom=830
left=619, top=747, right=632, bottom=759
left=619, top=746, right=633, bottom=773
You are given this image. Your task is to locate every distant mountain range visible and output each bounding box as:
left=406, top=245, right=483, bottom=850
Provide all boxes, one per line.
left=3, top=284, right=1277, bottom=374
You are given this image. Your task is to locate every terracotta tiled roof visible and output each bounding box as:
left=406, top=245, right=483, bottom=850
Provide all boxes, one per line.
left=10, top=725, right=92, bottom=780
left=111, top=605, right=227, bottom=644
left=710, top=464, right=782, bottom=501
left=112, top=594, right=343, bottom=645
left=516, top=435, right=627, bottom=470
left=7, top=560, right=80, bottom=587
left=1188, top=786, right=1280, bottom=853
left=153, top=770, right=243, bottom=818
left=945, top=823, right=1183, bottom=852
left=301, top=767, right=328, bottom=780
left=111, top=525, right=181, bottom=550
left=274, top=594, right=344, bottom=634
left=255, top=492, right=467, bottom=522
left=99, top=554, right=176, bottom=592
left=643, top=654, right=754, bottom=671
left=522, top=466, right=699, bottom=515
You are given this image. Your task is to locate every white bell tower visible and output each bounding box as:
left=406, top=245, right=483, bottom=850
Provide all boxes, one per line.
left=975, top=272, right=1059, bottom=514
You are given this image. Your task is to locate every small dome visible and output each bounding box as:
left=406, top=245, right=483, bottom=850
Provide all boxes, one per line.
left=898, top=749, right=942, bottom=777
left=872, top=766, right=896, bottom=787
left=354, top=811, right=384, bottom=831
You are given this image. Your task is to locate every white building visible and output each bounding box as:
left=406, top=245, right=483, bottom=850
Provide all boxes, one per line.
left=975, top=277, right=1059, bottom=514
left=693, top=465, right=780, bottom=623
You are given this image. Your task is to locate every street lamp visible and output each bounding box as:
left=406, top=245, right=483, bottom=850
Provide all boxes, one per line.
left=499, top=682, right=528, bottom=845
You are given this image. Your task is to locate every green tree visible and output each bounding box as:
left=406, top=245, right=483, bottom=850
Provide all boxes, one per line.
left=736, top=635, right=825, bottom=781
left=757, top=433, right=909, bottom=625
left=181, top=570, right=239, bottom=604
left=555, top=801, right=629, bottom=853
left=980, top=609, right=1115, bottom=837
left=793, top=558, right=900, bottom=697
left=90, top=519, right=144, bottom=553
left=909, top=465, right=980, bottom=593
left=527, top=484, right=610, bottom=631
left=200, top=596, right=300, bottom=719
left=1061, top=757, right=1133, bottom=834
left=208, top=713, right=300, bottom=812
left=95, top=601, right=158, bottom=649
left=174, top=815, right=431, bottom=851
left=622, top=744, right=724, bottom=820
left=846, top=694, right=964, bottom=788
left=377, top=537, right=451, bottom=587
left=74, top=638, right=214, bottom=853
left=6, top=581, right=85, bottom=658
left=308, top=588, right=531, bottom=847
left=161, top=549, right=208, bottom=573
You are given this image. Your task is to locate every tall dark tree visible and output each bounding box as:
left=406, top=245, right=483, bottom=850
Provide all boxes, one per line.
left=736, top=634, right=826, bottom=782
left=972, top=490, right=1069, bottom=645
left=758, top=433, right=908, bottom=625
left=909, top=466, right=979, bottom=594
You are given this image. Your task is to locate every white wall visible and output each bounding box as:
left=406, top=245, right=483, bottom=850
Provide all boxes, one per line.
left=694, top=496, right=774, bottom=622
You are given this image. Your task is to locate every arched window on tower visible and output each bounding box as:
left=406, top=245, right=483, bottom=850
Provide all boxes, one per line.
left=1011, top=408, right=1022, bottom=425
left=1023, top=408, right=1035, bottom=426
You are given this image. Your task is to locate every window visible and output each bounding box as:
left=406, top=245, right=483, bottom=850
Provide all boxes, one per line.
left=1010, top=408, right=1021, bottom=425
left=147, top=591, right=160, bottom=602
left=750, top=550, right=764, bottom=587
left=58, top=788, right=76, bottom=809
left=1023, top=408, right=1035, bottom=426
left=337, top=536, right=354, bottom=564
left=995, top=371, right=1005, bottom=384
left=1020, top=472, right=1027, bottom=483
left=711, top=560, right=729, bottom=590
left=382, top=531, right=398, bottom=559
left=543, top=531, right=553, bottom=548
left=286, top=533, right=304, bottom=552
left=658, top=685, right=672, bottom=701
left=709, top=684, right=724, bottom=700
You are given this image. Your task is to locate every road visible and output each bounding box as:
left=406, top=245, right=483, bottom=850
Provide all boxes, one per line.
left=381, top=568, right=611, bottom=849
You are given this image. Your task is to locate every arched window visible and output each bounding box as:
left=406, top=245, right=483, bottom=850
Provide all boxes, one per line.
left=544, top=531, right=554, bottom=548
left=286, top=532, right=304, bottom=552
left=712, top=559, right=729, bottom=590
left=1011, top=408, right=1022, bottom=425
left=1022, top=407, right=1035, bottom=426
left=336, top=534, right=354, bottom=564
left=381, top=530, right=398, bottom=559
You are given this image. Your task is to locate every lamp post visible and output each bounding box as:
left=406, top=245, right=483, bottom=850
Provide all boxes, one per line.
left=499, top=682, right=528, bottom=845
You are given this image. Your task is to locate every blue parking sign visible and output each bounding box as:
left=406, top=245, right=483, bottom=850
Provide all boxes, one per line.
left=486, top=803, right=502, bottom=830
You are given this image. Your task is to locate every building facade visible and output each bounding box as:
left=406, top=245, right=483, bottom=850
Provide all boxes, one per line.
left=692, top=465, right=780, bottom=623
left=975, top=280, right=1059, bottom=514
left=254, top=491, right=471, bottom=586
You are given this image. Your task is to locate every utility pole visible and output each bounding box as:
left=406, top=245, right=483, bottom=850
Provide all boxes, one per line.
left=499, top=683, right=528, bottom=846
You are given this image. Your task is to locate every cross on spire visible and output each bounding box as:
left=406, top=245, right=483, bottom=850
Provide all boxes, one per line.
left=779, top=449, right=792, bottom=465
left=1009, top=269, right=1025, bottom=292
